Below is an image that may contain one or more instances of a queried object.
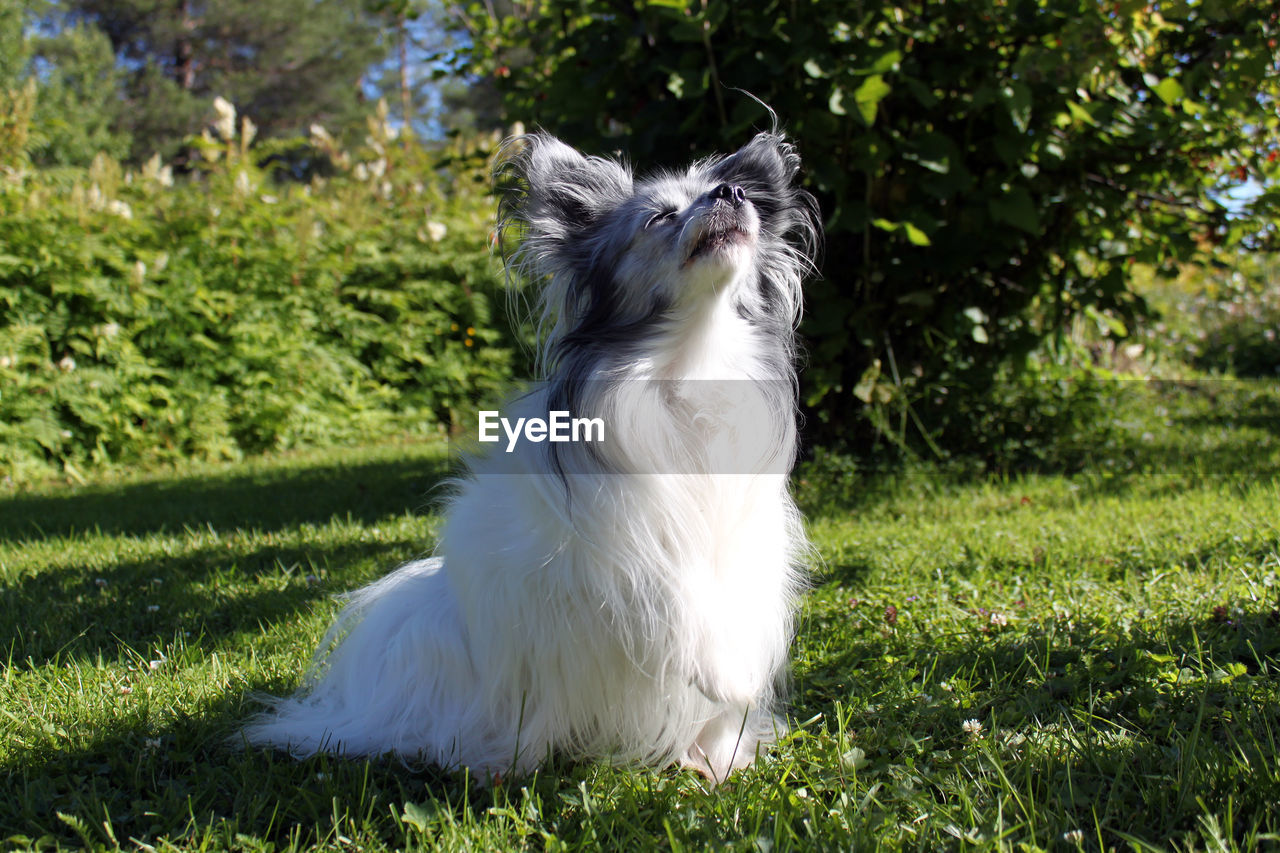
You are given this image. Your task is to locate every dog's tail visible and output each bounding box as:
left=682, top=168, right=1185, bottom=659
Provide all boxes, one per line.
left=236, top=558, right=487, bottom=765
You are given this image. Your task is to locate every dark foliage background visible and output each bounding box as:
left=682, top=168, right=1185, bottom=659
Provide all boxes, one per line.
left=456, top=0, right=1280, bottom=454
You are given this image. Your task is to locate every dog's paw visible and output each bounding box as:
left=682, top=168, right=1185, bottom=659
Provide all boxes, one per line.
left=680, top=705, right=777, bottom=784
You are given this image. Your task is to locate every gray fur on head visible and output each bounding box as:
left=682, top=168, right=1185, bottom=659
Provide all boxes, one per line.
left=497, top=131, right=821, bottom=379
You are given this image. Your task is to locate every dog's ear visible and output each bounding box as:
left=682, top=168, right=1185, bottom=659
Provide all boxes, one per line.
left=710, top=131, right=820, bottom=268
left=710, top=132, right=801, bottom=197
left=500, top=134, right=632, bottom=233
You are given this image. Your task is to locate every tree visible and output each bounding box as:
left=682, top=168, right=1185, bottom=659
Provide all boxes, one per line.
left=0, top=0, right=27, bottom=89
left=364, top=0, right=476, bottom=138
left=57, top=0, right=388, bottom=161
left=28, top=21, right=131, bottom=165
left=0, top=0, right=38, bottom=167
left=460, top=0, right=1280, bottom=452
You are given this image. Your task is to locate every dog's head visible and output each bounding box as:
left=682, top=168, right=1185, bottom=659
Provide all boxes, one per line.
left=498, top=131, right=819, bottom=366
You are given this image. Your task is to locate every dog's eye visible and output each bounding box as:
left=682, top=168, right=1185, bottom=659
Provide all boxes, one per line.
left=645, top=208, right=678, bottom=228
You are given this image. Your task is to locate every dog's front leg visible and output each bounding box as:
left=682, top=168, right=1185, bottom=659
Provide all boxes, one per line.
left=690, top=632, right=770, bottom=706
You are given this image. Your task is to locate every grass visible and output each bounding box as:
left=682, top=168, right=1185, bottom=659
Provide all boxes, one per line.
left=2, top=382, right=1279, bottom=851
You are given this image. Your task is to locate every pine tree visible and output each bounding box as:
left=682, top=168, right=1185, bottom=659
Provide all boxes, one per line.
left=29, top=22, right=131, bottom=165
left=61, top=0, right=388, bottom=161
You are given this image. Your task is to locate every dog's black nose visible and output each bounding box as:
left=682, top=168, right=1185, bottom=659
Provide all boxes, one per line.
left=711, top=183, right=746, bottom=207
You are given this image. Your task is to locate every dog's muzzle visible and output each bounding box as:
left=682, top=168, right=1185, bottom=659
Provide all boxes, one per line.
left=686, top=184, right=754, bottom=262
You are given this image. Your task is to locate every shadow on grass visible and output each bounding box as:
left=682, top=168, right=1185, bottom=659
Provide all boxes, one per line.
left=795, top=606, right=1280, bottom=846
left=2, top=536, right=431, bottom=668
left=0, top=452, right=452, bottom=543
left=0, top=686, right=679, bottom=850
left=0, top=688, right=466, bottom=849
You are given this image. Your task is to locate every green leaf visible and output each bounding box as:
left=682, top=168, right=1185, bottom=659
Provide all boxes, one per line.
left=1065, top=101, right=1097, bottom=126
left=853, top=74, right=892, bottom=126
left=1153, top=77, right=1184, bottom=106
left=401, top=801, right=441, bottom=831
left=1085, top=305, right=1128, bottom=337
left=866, top=49, right=903, bottom=75
left=903, top=131, right=952, bottom=174
left=987, top=188, right=1041, bottom=233
left=903, top=222, right=931, bottom=246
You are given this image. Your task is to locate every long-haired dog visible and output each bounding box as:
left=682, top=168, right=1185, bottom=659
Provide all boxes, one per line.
left=242, top=129, right=820, bottom=782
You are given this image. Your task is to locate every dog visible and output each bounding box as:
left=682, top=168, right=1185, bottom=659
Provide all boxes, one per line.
left=242, top=129, right=820, bottom=783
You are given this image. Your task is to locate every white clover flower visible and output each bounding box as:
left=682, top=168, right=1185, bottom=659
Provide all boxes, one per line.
left=1062, top=829, right=1084, bottom=844
left=840, top=746, right=868, bottom=770
left=989, top=611, right=1008, bottom=627
left=426, top=221, right=448, bottom=243
left=962, top=718, right=984, bottom=740
left=212, top=96, right=237, bottom=141
left=58, top=355, right=76, bottom=372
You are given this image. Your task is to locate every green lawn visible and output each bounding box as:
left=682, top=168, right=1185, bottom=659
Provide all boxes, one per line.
left=3, top=383, right=1279, bottom=851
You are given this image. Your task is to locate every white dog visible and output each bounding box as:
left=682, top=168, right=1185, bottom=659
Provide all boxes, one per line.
left=243, top=130, right=820, bottom=782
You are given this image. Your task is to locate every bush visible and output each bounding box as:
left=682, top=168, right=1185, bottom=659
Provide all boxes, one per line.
left=458, top=0, right=1280, bottom=455
left=0, top=104, right=517, bottom=484
left=1129, top=254, right=1280, bottom=378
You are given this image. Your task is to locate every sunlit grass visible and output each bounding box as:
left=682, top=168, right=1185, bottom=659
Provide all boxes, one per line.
left=3, top=385, right=1279, bottom=850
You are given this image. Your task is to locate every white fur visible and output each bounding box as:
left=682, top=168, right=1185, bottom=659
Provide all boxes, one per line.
left=242, top=131, right=817, bottom=783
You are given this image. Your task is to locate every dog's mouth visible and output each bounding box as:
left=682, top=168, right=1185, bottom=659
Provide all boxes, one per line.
left=685, top=224, right=752, bottom=264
